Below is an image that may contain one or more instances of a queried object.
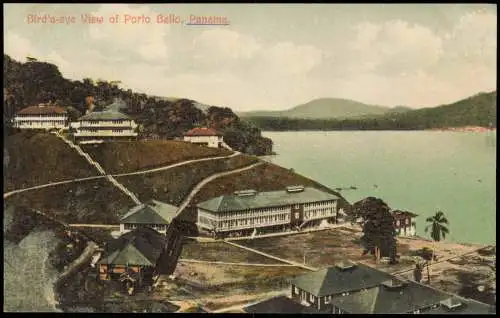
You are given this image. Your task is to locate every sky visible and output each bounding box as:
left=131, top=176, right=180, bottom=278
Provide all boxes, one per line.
left=3, top=3, right=497, bottom=111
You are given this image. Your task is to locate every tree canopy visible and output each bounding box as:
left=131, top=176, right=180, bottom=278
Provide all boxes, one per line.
left=3, top=54, right=273, bottom=155
left=352, top=197, right=397, bottom=261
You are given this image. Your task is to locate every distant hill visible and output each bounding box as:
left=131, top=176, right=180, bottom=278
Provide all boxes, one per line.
left=239, top=98, right=411, bottom=119
left=244, top=91, right=497, bottom=131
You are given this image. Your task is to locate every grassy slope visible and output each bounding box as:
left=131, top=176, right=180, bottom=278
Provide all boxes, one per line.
left=5, top=179, right=136, bottom=224
left=5, top=133, right=349, bottom=232
left=192, top=162, right=347, bottom=206
left=4, top=132, right=98, bottom=192
left=81, top=140, right=232, bottom=175
left=117, top=155, right=259, bottom=210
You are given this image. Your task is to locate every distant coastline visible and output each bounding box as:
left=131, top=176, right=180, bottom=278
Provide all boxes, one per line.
left=427, top=126, right=496, bottom=132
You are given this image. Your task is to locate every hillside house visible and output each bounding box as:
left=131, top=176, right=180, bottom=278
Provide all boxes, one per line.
left=120, top=200, right=178, bottom=235
left=250, top=259, right=495, bottom=314
left=183, top=127, right=223, bottom=148
left=392, top=210, right=418, bottom=237
left=70, top=109, right=138, bottom=144
left=196, top=185, right=341, bottom=238
left=97, top=226, right=183, bottom=287
left=13, top=103, right=68, bottom=130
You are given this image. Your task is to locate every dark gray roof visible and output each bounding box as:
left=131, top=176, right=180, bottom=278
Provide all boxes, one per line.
left=197, top=187, right=340, bottom=213
left=290, top=262, right=394, bottom=297
left=78, top=110, right=132, bottom=121
left=244, top=296, right=323, bottom=314
left=328, top=279, right=449, bottom=314
left=422, top=297, right=495, bottom=315
left=97, top=227, right=166, bottom=266
left=120, top=200, right=178, bottom=224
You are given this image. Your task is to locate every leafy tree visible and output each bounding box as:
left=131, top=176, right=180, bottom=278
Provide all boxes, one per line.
left=424, top=211, right=449, bottom=283
left=352, top=197, right=397, bottom=263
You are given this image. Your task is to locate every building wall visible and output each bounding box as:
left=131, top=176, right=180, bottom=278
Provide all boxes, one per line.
left=13, top=114, right=68, bottom=129
left=120, top=223, right=168, bottom=235
left=183, top=135, right=222, bottom=148
left=71, top=119, right=138, bottom=140
left=394, top=216, right=416, bottom=237
left=197, top=199, right=338, bottom=235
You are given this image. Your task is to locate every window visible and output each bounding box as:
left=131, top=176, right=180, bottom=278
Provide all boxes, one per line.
left=294, top=212, right=300, bottom=219
left=406, top=218, right=410, bottom=225
left=396, top=220, right=400, bottom=227
left=310, top=293, right=315, bottom=302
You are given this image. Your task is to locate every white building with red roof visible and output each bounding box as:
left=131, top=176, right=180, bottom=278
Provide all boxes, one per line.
left=13, top=103, right=69, bottom=130
left=183, top=127, right=223, bottom=148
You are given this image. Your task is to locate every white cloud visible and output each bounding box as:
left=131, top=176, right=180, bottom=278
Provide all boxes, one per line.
left=192, top=29, right=262, bottom=61
left=349, top=20, right=443, bottom=75
left=443, top=10, right=496, bottom=66
left=4, top=32, right=38, bottom=62
left=88, top=4, right=169, bottom=62
left=260, top=42, right=324, bottom=75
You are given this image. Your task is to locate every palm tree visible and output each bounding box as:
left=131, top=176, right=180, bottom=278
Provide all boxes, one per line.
left=424, top=211, right=449, bottom=283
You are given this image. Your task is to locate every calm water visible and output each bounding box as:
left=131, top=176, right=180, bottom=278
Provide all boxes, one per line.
left=262, top=131, right=496, bottom=245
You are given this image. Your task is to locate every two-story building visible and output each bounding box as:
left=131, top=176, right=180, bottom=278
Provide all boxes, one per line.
left=70, top=110, right=138, bottom=144
left=248, top=259, right=495, bottom=314
left=12, top=103, right=68, bottom=130
left=183, top=127, right=223, bottom=148
left=196, top=185, right=340, bottom=238
left=392, top=210, right=418, bottom=237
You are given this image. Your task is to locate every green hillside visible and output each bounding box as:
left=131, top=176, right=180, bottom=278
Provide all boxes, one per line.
left=240, top=98, right=410, bottom=119
left=245, top=92, right=497, bottom=131
left=3, top=54, right=272, bottom=155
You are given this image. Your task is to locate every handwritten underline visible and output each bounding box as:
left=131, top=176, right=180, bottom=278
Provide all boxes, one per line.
left=184, top=23, right=231, bottom=26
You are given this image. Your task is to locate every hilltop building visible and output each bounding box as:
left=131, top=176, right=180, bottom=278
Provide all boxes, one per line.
left=12, top=103, right=68, bottom=130
left=183, top=127, right=223, bottom=148
left=196, top=185, right=340, bottom=238
left=392, top=210, right=418, bottom=237
left=245, top=260, right=495, bottom=314
left=70, top=109, right=138, bottom=144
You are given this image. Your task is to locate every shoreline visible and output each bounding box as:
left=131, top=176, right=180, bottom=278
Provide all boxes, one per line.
left=261, top=128, right=497, bottom=132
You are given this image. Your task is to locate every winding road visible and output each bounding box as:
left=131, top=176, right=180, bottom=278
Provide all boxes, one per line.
left=174, top=162, right=263, bottom=218
left=3, top=152, right=242, bottom=199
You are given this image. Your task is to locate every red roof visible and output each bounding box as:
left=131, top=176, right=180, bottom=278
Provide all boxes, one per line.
left=184, top=127, right=222, bottom=136
left=17, top=105, right=67, bottom=115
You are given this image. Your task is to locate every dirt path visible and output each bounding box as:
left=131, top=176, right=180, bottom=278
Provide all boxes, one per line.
left=392, top=245, right=494, bottom=276
left=223, top=240, right=318, bottom=271
left=174, top=162, right=264, bottom=218
left=178, top=259, right=296, bottom=267
left=3, top=152, right=241, bottom=199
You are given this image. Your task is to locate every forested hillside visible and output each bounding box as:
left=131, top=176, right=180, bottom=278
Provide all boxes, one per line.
left=3, top=55, right=273, bottom=155
left=245, top=92, right=496, bottom=131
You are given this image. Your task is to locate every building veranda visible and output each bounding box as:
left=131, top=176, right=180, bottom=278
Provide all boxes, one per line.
left=196, top=185, right=341, bottom=239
